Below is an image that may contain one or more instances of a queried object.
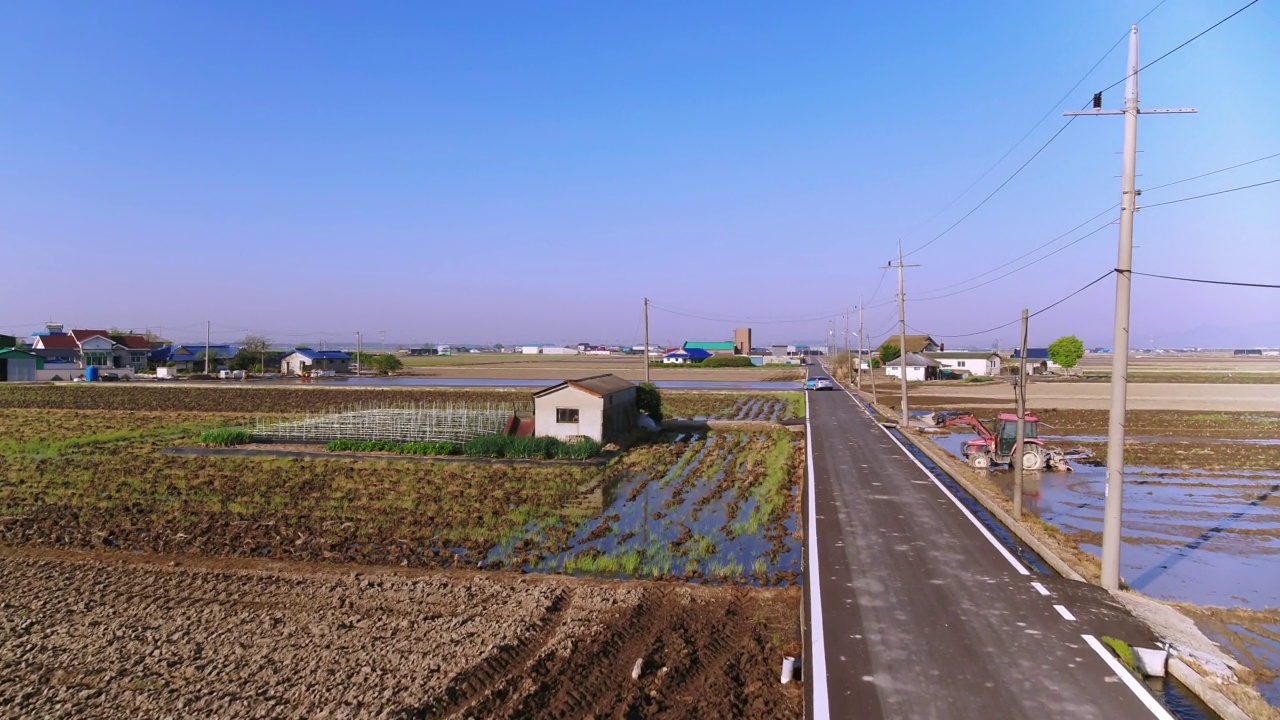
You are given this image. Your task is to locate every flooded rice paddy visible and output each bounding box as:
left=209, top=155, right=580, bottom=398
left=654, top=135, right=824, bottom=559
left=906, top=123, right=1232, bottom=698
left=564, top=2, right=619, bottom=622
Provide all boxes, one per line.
left=485, top=432, right=803, bottom=585
left=930, top=432, right=1280, bottom=610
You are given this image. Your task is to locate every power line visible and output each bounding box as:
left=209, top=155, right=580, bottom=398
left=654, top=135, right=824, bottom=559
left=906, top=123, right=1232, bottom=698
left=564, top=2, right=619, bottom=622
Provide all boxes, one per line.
left=1141, top=177, right=1280, bottom=209
left=897, top=0, right=1171, bottom=255
left=912, top=269, right=1115, bottom=338
left=648, top=303, right=843, bottom=325
left=1097, top=0, right=1261, bottom=96
left=1143, top=152, right=1280, bottom=192
left=1131, top=270, right=1280, bottom=289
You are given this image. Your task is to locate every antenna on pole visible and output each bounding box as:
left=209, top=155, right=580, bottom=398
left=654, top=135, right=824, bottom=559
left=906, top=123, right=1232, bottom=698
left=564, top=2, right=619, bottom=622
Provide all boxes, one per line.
left=1064, top=24, right=1196, bottom=591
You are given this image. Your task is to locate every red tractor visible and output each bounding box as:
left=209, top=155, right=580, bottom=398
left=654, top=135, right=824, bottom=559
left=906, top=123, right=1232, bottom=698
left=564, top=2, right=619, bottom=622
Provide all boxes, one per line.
left=932, top=411, right=1070, bottom=471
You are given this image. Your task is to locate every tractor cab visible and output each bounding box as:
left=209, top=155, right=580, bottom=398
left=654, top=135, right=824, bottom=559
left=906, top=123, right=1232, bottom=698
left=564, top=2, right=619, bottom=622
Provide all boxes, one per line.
left=995, top=413, right=1039, bottom=456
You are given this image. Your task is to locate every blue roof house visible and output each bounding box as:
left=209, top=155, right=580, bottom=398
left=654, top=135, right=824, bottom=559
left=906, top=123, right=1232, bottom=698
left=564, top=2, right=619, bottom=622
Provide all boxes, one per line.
left=662, top=348, right=713, bottom=365
left=1010, top=348, right=1060, bottom=374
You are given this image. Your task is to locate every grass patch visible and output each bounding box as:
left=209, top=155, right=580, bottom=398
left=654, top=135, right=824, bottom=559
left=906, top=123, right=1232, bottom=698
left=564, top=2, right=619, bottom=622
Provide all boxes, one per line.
left=325, top=439, right=457, bottom=456
left=461, top=434, right=602, bottom=460
left=197, top=428, right=253, bottom=447
left=1100, top=636, right=1139, bottom=676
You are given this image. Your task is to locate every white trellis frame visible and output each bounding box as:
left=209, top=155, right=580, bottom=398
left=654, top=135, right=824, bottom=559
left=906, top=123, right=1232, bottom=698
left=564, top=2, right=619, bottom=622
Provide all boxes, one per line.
left=252, top=403, right=516, bottom=444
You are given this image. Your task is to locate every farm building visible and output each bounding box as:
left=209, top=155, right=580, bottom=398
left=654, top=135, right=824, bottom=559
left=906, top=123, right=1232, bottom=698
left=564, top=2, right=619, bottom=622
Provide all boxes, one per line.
left=926, top=351, right=1002, bottom=377
left=0, top=348, right=40, bottom=382
left=533, top=374, right=638, bottom=444
left=280, top=348, right=351, bottom=375
left=1010, top=348, right=1060, bottom=375
left=885, top=352, right=941, bottom=382
left=521, top=345, right=579, bottom=355
left=29, top=328, right=152, bottom=372
left=683, top=340, right=737, bottom=356
left=877, top=335, right=941, bottom=355
left=662, top=348, right=712, bottom=364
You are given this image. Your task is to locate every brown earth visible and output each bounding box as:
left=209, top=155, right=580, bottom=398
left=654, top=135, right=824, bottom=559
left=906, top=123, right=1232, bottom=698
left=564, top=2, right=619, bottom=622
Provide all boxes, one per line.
left=0, top=547, right=802, bottom=719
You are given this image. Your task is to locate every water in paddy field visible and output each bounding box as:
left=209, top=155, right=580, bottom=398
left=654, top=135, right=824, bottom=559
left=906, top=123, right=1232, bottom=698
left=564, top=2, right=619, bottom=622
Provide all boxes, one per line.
left=484, top=434, right=803, bottom=585
left=930, top=432, right=1280, bottom=611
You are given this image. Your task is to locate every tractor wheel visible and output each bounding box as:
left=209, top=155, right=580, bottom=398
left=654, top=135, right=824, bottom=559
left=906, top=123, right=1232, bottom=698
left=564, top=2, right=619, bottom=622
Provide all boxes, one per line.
left=968, top=452, right=991, bottom=470
left=1021, top=446, right=1046, bottom=471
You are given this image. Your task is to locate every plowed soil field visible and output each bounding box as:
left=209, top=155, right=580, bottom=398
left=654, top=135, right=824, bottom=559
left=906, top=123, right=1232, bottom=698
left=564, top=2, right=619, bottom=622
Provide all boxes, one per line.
left=0, top=549, right=802, bottom=719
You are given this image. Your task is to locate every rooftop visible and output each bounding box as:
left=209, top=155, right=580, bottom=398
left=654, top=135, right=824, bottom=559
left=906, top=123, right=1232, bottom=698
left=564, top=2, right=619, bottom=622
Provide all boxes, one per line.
left=534, top=373, right=635, bottom=398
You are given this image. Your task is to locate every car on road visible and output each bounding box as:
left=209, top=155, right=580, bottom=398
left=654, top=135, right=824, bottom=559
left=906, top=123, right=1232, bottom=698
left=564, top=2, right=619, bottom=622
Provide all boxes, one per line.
left=814, top=378, right=835, bottom=390
left=804, top=378, right=819, bottom=390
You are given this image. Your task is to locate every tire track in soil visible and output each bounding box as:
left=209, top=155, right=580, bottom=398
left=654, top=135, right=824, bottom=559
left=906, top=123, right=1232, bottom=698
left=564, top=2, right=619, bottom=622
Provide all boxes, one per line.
left=395, top=587, right=573, bottom=719
left=496, top=586, right=675, bottom=718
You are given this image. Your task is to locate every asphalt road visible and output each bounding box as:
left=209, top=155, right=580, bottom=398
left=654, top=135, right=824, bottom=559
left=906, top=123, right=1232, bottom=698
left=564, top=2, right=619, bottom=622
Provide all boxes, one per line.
left=802, top=365, right=1174, bottom=720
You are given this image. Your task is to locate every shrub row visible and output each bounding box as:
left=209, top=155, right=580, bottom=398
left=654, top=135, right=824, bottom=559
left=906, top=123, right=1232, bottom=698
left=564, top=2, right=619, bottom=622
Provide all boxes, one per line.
left=462, top=434, right=602, bottom=460
left=325, top=439, right=456, bottom=456
left=322, top=435, right=602, bottom=460
left=198, top=428, right=253, bottom=447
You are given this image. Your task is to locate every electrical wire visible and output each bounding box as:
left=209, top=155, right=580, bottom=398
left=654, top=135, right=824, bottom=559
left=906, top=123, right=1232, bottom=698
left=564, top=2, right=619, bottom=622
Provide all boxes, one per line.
left=1097, top=0, right=1261, bottom=96
left=1143, top=152, right=1280, bottom=192
left=913, top=270, right=1116, bottom=339
left=1131, top=271, right=1280, bottom=289
left=648, top=303, right=843, bottom=325
left=1141, top=177, right=1280, bottom=209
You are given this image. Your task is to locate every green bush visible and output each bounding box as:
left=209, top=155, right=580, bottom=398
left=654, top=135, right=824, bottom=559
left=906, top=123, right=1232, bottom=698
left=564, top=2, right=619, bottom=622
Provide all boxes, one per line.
left=198, top=428, right=253, bottom=447
left=701, top=355, right=754, bottom=368
left=963, top=375, right=995, bottom=383
left=636, top=382, right=663, bottom=424
left=461, top=434, right=602, bottom=459
left=325, top=439, right=455, bottom=455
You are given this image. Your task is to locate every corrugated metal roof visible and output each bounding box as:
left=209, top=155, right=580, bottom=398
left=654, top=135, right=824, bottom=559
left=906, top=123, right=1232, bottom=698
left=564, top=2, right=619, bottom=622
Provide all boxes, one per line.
left=288, top=348, right=350, bottom=361
left=1011, top=349, right=1052, bottom=360
left=114, top=334, right=151, bottom=350
left=878, top=335, right=938, bottom=353
left=927, top=351, right=999, bottom=360
left=683, top=341, right=736, bottom=351
left=534, top=373, right=635, bottom=398
left=35, top=334, right=79, bottom=350
left=886, top=352, right=941, bottom=367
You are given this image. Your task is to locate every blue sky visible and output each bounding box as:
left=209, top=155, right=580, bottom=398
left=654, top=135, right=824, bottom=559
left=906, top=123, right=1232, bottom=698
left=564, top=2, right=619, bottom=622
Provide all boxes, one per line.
left=2, top=1, right=1277, bottom=349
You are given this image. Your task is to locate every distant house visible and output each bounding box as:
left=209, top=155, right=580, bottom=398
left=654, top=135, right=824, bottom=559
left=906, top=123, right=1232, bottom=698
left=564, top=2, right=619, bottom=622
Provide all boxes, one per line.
left=280, top=349, right=351, bottom=375
left=683, top=341, right=737, bottom=356
left=29, top=329, right=152, bottom=372
left=533, top=374, right=638, bottom=444
left=521, top=344, right=579, bottom=355
left=878, top=335, right=941, bottom=355
left=0, top=334, right=16, bottom=349
left=0, top=348, right=40, bottom=382
left=662, top=348, right=713, bottom=365
left=884, top=352, right=941, bottom=382
left=151, top=344, right=236, bottom=373
left=1010, top=348, right=1060, bottom=375
left=926, top=351, right=1002, bottom=377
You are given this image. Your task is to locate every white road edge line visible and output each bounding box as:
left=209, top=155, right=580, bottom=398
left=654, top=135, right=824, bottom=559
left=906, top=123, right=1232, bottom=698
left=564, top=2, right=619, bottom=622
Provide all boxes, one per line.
left=838, top=383, right=1030, bottom=576
left=1053, top=604, right=1077, bottom=621
left=805, top=391, right=831, bottom=719
left=1031, top=581, right=1051, bottom=596
left=1082, top=634, right=1175, bottom=720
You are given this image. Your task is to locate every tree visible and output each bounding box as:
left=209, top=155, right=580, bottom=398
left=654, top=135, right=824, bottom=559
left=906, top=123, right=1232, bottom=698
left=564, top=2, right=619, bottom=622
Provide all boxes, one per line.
left=239, top=334, right=272, bottom=372
left=879, top=342, right=901, bottom=365
left=371, top=353, right=403, bottom=374
left=636, top=382, right=663, bottom=424
left=1048, top=335, right=1085, bottom=371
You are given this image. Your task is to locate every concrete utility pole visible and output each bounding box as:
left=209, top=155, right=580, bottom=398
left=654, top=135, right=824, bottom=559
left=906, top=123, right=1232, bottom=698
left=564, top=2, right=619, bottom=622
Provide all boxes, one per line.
left=886, top=241, right=920, bottom=426
left=856, top=298, right=864, bottom=392
left=1013, top=308, right=1029, bottom=518
left=643, top=298, right=651, bottom=385
left=356, top=331, right=362, bottom=376
left=844, top=310, right=851, bottom=385
left=205, top=320, right=211, bottom=375
left=380, top=330, right=385, bottom=354
left=1065, top=25, right=1195, bottom=590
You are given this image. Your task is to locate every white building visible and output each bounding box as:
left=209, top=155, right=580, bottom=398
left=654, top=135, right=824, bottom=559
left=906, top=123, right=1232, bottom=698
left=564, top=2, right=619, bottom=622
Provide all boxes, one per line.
left=884, top=353, right=941, bottom=382
left=533, top=374, right=638, bottom=443
left=521, top=345, right=580, bottom=355
left=926, top=351, right=1003, bottom=377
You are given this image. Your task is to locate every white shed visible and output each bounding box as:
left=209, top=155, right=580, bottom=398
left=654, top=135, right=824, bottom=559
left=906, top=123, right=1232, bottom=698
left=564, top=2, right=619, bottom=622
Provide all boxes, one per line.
left=926, top=351, right=1003, bottom=377
left=533, top=374, right=638, bottom=444
left=885, top=352, right=941, bottom=382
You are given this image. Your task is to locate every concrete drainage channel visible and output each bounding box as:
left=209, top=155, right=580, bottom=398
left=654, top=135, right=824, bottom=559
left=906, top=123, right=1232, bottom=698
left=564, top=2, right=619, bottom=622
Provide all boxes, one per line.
left=857, top=399, right=1218, bottom=720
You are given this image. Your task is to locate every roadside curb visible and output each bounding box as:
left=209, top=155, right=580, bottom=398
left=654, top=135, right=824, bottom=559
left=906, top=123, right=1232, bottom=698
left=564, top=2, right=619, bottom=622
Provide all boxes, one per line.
left=864, top=394, right=1268, bottom=720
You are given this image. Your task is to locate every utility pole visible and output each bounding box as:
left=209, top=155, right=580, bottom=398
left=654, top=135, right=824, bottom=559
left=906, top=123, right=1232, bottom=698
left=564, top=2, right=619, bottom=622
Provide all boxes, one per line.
left=643, top=297, right=651, bottom=385
left=886, top=241, right=920, bottom=427
left=356, top=332, right=362, bottom=376
left=1065, top=24, right=1195, bottom=590
left=856, top=298, right=864, bottom=392
left=205, top=320, right=211, bottom=374
left=844, top=310, right=850, bottom=385
left=1013, top=308, right=1029, bottom=518
left=380, top=330, right=385, bottom=354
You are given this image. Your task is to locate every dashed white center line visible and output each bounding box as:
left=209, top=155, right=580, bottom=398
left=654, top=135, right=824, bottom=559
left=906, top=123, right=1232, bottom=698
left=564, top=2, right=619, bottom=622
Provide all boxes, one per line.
left=1030, top=581, right=1050, bottom=596
left=1053, top=604, right=1077, bottom=621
